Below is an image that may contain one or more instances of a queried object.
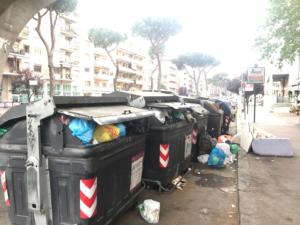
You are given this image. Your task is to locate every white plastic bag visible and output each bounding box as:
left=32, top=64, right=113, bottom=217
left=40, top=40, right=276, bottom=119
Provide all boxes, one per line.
left=216, top=143, right=231, bottom=156
left=197, top=154, right=209, bottom=164
left=138, top=199, right=160, bottom=224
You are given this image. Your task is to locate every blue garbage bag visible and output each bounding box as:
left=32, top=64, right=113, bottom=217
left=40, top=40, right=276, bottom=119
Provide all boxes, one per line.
left=116, top=123, right=126, bottom=137
left=208, top=147, right=226, bottom=168
left=68, top=118, right=96, bottom=144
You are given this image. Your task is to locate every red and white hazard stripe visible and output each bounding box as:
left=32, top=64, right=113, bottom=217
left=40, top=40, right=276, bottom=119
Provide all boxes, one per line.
left=0, top=170, right=10, bottom=207
left=159, top=144, right=170, bottom=168
left=192, top=129, right=198, bottom=144
left=80, top=177, right=97, bottom=219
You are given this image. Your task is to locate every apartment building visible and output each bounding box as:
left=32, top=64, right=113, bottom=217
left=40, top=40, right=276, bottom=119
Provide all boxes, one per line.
left=263, top=58, right=300, bottom=104
left=1, top=27, right=31, bottom=102
left=0, top=12, right=171, bottom=102
left=114, top=42, right=146, bottom=91
left=160, top=60, right=180, bottom=93
left=0, top=12, right=84, bottom=102
left=178, top=70, right=196, bottom=96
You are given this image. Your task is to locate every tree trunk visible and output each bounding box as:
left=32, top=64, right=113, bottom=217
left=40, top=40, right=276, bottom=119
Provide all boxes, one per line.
left=193, top=76, right=199, bottom=97
left=192, top=70, right=200, bottom=97
left=156, top=54, right=162, bottom=91
left=204, top=72, right=208, bottom=97
left=113, top=65, right=119, bottom=91
left=150, top=75, right=154, bottom=90
left=27, top=91, right=31, bottom=103
left=48, top=54, right=55, bottom=96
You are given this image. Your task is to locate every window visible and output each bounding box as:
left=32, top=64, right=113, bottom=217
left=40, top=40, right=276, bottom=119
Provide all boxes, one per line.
left=63, top=85, right=71, bottom=96
left=85, top=81, right=91, bottom=87
left=54, top=84, right=62, bottom=96
left=24, top=45, right=30, bottom=53
left=72, top=86, right=80, bottom=96
left=84, top=67, right=90, bottom=73
left=34, top=65, right=42, bottom=73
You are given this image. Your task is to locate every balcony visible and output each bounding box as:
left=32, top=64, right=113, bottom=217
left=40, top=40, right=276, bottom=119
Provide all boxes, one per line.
left=94, top=59, right=112, bottom=69
left=60, top=44, right=74, bottom=52
left=117, top=78, right=134, bottom=84
left=61, top=14, right=78, bottom=23
left=2, top=71, right=19, bottom=76
left=59, top=60, right=72, bottom=68
left=54, top=73, right=72, bottom=82
left=8, top=49, right=29, bottom=60
left=94, top=73, right=113, bottom=81
left=116, top=55, right=144, bottom=67
left=118, top=66, right=143, bottom=78
left=60, top=28, right=78, bottom=38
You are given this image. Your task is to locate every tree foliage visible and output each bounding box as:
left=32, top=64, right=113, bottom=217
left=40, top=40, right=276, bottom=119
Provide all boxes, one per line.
left=255, top=0, right=300, bottom=67
left=173, top=52, right=219, bottom=96
left=89, top=28, right=126, bottom=51
left=132, top=17, right=181, bottom=90
left=50, top=0, right=78, bottom=14
left=88, top=28, right=126, bottom=91
left=226, top=79, right=241, bottom=94
left=12, top=69, right=43, bottom=102
left=208, top=73, right=230, bottom=87
left=35, top=0, right=78, bottom=96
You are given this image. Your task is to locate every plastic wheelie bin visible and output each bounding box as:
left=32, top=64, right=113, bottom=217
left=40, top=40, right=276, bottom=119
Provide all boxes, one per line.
left=105, top=91, right=204, bottom=190
left=202, top=100, right=224, bottom=138
left=0, top=96, right=154, bottom=225
left=180, top=97, right=209, bottom=162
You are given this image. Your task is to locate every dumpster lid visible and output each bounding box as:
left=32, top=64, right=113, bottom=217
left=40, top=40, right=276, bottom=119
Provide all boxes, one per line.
left=105, top=91, right=179, bottom=104
left=0, top=104, right=27, bottom=127
left=188, top=104, right=209, bottom=114
left=147, top=102, right=209, bottom=115
left=57, top=105, right=154, bottom=125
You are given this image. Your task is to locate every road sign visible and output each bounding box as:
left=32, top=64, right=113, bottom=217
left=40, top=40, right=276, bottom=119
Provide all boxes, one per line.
left=247, top=67, right=265, bottom=84
left=29, top=80, right=38, bottom=86
left=244, top=83, right=254, bottom=92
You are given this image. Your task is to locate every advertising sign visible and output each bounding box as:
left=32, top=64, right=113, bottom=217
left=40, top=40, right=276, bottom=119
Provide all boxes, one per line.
left=247, top=67, right=265, bottom=84
left=244, top=83, right=254, bottom=92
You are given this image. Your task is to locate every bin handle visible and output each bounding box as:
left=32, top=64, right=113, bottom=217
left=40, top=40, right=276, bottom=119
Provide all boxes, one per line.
left=123, top=110, right=132, bottom=114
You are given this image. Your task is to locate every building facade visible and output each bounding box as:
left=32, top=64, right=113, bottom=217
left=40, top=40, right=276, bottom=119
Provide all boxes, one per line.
left=263, top=58, right=300, bottom=104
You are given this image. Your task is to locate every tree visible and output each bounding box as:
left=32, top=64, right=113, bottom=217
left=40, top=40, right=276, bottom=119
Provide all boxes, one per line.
left=208, top=73, right=230, bottom=88
left=12, top=69, right=43, bottom=102
left=132, top=17, right=181, bottom=90
left=226, top=79, right=241, bottom=94
left=88, top=28, right=126, bottom=91
left=173, top=53, right=219, bottom=97
left=255, top=0, right=300, bottom=67
left=34, top=0, right=78, bottom=96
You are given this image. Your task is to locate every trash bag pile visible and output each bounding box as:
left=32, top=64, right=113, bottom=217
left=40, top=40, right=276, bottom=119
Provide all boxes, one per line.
left=197, top=134, right=240, bottom=168
left=58, top=114, right=141, bottom=145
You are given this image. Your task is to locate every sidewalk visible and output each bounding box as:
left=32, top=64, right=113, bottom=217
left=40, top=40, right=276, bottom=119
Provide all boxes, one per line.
left=238, top=106, right=300, bottom=225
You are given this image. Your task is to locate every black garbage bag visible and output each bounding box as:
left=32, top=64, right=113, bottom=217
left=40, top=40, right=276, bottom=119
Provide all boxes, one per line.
left=198, top=134, right=213, bottom=155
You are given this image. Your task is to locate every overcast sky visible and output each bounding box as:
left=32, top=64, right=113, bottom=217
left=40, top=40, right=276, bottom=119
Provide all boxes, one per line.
left=78, top=0, right=269, bottom=77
